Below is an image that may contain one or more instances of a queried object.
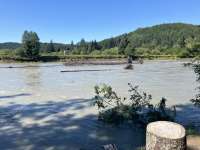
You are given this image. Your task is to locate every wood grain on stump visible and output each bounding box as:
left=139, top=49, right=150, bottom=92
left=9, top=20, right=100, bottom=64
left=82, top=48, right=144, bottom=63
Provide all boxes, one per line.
left=146, top=121, right=186, bottom=150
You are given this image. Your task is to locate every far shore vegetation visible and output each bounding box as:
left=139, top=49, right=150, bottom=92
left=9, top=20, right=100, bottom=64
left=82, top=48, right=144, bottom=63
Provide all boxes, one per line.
left=1, top=23, right=200, bottom=62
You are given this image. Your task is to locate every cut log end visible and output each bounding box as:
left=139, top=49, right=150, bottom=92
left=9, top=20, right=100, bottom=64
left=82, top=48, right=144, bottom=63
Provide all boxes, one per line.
left=146, top=121, right=186, bottom=150
left=147, top=121, right=185, bottom=139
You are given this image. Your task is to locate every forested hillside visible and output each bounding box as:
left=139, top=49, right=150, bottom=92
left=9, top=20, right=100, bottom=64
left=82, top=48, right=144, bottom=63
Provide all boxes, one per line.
left=99, top=23, right=200, bottom=57
left=0, top=42, right=21, bottom=50
left=1, top=23, right=200, bottom=57
left=0, top=42, right=69, bottom=52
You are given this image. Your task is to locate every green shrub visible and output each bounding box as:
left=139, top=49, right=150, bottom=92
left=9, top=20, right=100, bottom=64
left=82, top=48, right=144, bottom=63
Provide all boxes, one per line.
left=90, top=50, right=101, bottom=55
left=102, top=47, right=119, bottom=55
left=186, top=124, right=199, bottom=135
left=93, top=83, right=175, bottom=125
left=191, top=64, right=200, bottom=106
left=0, top=49, right=13, bottom=56
left=15, top=48, right=26, bottom=57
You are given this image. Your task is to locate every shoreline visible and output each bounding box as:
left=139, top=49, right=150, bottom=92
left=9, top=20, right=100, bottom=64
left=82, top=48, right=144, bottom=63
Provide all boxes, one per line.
left=0, top=58, right=191, bottom=69
left=63, top=59, right=127, bottom=66
left=0, top=54, right=185, bottom=63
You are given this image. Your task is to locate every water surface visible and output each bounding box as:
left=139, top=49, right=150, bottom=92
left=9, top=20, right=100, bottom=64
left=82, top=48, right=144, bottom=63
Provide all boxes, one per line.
left=0, top=60, right=199, bottom=150
left=0, top=60, right=197, bottom=105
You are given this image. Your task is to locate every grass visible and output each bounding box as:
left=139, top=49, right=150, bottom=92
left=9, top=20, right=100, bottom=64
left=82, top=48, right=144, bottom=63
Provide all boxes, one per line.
left=186, top=124, right=200, bottom=135
left=139, top=54, right=178, bottom=60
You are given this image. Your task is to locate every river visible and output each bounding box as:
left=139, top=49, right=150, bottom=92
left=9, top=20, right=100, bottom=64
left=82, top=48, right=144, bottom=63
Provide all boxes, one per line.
left=0, top=60, right=199, bottom=150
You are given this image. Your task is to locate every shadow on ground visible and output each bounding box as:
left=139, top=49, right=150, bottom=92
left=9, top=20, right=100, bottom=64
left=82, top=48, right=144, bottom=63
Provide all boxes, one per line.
left=0, top=98, right=145, bottom=150
left=175, top=104, right=200, bottom=132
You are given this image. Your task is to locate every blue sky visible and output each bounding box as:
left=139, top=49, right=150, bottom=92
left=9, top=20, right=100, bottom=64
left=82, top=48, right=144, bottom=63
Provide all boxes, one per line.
left=0, top=0, right=200, bottom=43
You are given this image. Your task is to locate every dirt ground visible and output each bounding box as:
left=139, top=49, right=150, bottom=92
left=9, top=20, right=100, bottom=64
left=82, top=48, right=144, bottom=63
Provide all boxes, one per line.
left=187, top=135, right=200, bottom=150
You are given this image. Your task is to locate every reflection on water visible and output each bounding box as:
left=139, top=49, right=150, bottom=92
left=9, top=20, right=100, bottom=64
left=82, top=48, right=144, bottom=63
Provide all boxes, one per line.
left=22, top=67, right=42, bottom=88
left=0, top=60, right=199, bottom=149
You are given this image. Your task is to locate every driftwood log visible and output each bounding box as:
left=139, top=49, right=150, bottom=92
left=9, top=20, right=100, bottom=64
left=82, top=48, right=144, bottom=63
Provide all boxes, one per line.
left=60, top=69, right=112, bottom=72
left=146, top=121, right=186, bottom=150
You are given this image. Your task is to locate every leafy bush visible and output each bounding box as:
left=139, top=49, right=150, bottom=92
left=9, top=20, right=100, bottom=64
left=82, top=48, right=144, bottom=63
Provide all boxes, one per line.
left=90, top=50, right=102, bottom=55
left=186, top=124, right=199, bottom=135
left=124, top=46, right=136, bottom=56
left=93, top=83, right=175, bottom=125
left=0, top=49, right=14, bottom=56
left=15, top=48, right=26, bottom=57
left=101, top=47, right=119, bottom=55
left=191, top=64, right=200, bottom=106
left=178, top=49, right=192, bottom=58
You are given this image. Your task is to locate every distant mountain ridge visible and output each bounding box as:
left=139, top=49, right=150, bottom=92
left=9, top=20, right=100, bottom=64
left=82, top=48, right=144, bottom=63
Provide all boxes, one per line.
left=0, top=42, right=21, bottom=50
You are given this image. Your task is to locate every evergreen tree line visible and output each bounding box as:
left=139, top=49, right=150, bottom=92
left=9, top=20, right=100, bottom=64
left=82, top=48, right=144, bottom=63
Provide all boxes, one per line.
left=1, top=23, right=200, bottom=59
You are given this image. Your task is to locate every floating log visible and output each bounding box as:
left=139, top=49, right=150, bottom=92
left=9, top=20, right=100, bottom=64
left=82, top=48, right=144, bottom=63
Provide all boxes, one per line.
left=0, top=65, right=62, bottom=69
left=146, top=121, right=186, bottom=150
left=60, top=69, right=112, bottom=73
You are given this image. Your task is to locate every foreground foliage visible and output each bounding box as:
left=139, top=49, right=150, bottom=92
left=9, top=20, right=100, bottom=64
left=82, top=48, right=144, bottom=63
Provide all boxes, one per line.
left=93, top=83, right=175, bottom=125
left=191, top=64, right=200, bottom=106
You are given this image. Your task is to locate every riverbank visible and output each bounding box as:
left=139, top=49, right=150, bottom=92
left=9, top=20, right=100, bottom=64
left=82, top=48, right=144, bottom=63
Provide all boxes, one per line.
left=0, top=58, right=128, bottom=68
left=63, top=59, right=127, bottom=66
left=0, top=54, right=182, bottom=63
left=0, top=55, right=126, bottom=63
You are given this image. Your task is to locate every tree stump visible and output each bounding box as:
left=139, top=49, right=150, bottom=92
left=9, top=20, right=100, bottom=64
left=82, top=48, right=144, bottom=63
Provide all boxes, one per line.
left=146, top=121, right=186, bottom=150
